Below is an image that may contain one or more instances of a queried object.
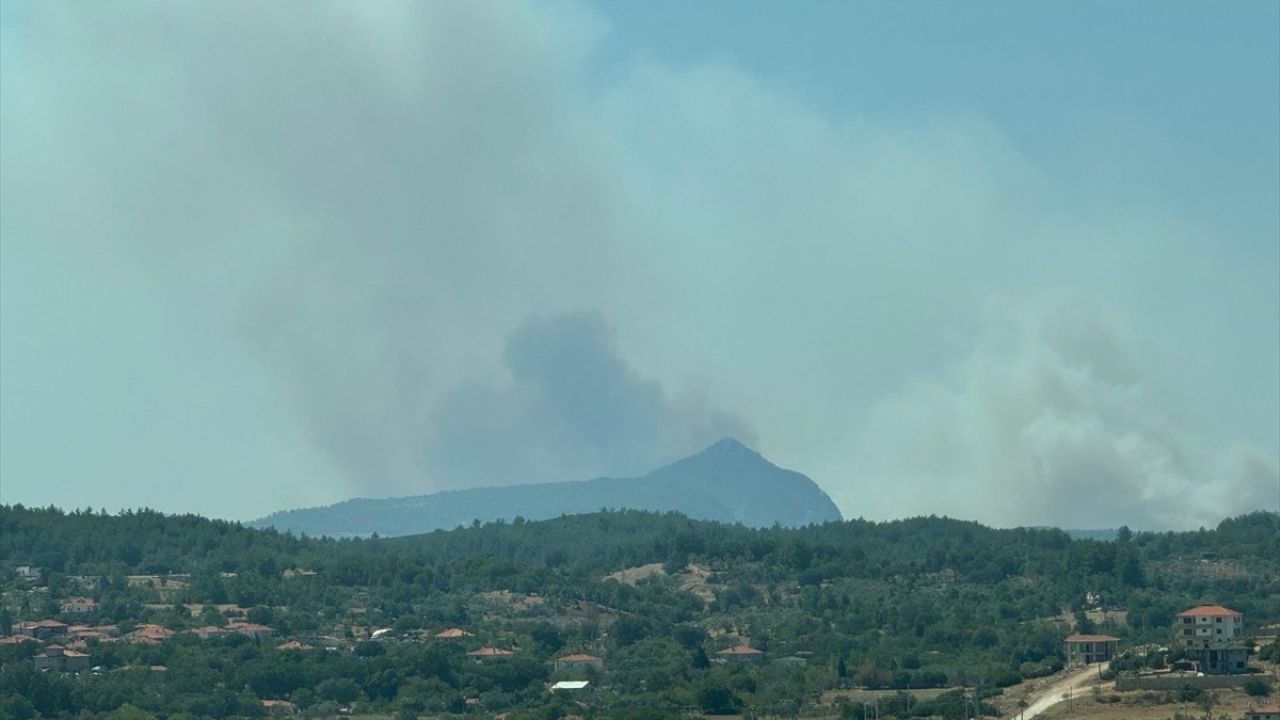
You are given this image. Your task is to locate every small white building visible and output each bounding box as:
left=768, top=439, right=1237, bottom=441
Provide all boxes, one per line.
left=550, top=680, right=590, bottom=692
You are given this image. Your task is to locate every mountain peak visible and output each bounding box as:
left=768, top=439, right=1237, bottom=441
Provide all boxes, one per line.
left=701, top=437, right=759, bottom=456
left=251, top=439, right=842, bottom=536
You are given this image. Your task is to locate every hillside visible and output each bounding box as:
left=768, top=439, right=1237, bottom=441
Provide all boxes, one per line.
left=249, top=438, right=843, bottom=536
left=2, top=506, right=1277, bottom=720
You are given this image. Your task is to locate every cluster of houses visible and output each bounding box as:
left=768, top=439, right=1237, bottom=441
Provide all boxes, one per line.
left=2, top=610, right=284, bottom=674
left=1064, top=603, right=1259, bottom=677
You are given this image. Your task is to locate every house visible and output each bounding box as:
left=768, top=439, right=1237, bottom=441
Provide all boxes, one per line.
left=1064, top=634, right=1120, bottom=665
left=61, top=597, right=98, bottom=614
left=554, top=653, right=604, bottom=672
left=1245, top=706, right=1280, bottom=720
left=15, top=566, right=39, bottom=582
left=714, top=644, right=765, bottom=665
left=33, top=645, right=92, bottom=672
left=130, top=624, right=175, bottom=644
left=1177, top=605, right=1245, bottom=648
left=225, top=622, right=273, bottom=638
left=433, top=627, right=474, bottom=639
left=276, top=640, right=314, bottom=651
left=1175, top=604, right=1249, bottom=675
left=15, top=619, right=68, bottom=640
left=65, top=624, right=118, bottom=643
left=189, top=625, right=226, bottom=639
left=1195, top=645, right=1250, bottom=675
left=467, top=646, right=515, bottom=661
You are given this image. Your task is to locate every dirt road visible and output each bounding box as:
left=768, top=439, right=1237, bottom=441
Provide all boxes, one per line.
left=1012, top=664, right=1106, bottom=720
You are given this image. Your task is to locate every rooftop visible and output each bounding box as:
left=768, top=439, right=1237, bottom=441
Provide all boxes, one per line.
left=1177, top=604, right=1241, bottom=618
left=551, top=680, right=590, bottom=690
left=467, top=646, right=515, bottom=657
left=1065, top=634, right=1120, bottom=642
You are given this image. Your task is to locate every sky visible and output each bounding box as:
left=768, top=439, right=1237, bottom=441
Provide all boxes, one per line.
left=1, top=1, right=1277, bottom=530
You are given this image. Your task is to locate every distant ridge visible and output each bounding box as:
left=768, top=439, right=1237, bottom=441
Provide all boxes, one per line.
left=249, top=438, right=842, bottom=537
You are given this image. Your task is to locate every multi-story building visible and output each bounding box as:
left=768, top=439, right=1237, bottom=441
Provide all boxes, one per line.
left=1175, top=604, right=1249, bottom=674
left=1176, top=604, right=1244, bottom=648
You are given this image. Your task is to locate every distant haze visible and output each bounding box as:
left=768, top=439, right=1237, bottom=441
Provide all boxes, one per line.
left=2, top=1, right=1277, bottom=529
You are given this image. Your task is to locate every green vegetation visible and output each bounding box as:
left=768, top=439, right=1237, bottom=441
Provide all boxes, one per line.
left=1, top=505, right=1277, bottom=718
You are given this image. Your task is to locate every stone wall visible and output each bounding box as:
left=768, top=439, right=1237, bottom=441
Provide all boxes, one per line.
left=1115, top=674, right=1270, bottom=691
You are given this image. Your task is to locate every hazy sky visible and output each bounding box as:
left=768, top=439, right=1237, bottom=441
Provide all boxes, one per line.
left=2, top=1, right=1277, bottom=530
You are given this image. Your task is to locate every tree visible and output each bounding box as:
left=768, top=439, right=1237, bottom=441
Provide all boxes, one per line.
left=317, top=678, right=361, bottom=704
left=696, top=681, right=743, bottom=715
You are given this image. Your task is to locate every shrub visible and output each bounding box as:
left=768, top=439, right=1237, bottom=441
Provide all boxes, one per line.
left=1243, top=678, right=1271, bottom=697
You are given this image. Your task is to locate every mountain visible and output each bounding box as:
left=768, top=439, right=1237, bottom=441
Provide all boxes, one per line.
left=249, top=438, right=842, bottom=537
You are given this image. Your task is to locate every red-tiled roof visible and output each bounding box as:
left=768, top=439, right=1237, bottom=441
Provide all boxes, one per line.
left=1246, top=706, right=1280, bottom=715
left=557, top=653, right=602, bottom=662
left=1065, top=634, right=1120, bottom=642
left=467, top=646, right=515, bottom=657
left=1177, top=604, right=1240, bottom=617
left=434, top=627, right=473, bottom=638
left=226, top=622, right=272, bottom=633
left=276, top=640, right=313, bottom=651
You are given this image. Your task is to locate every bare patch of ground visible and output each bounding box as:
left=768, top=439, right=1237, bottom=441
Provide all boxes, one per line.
left=603, top=562, right=666, bottom=585
left=1037, top=685, right=1265, bottom=720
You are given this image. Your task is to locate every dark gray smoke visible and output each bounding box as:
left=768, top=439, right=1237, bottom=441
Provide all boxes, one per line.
left=428, top=312, right=755, bottom=489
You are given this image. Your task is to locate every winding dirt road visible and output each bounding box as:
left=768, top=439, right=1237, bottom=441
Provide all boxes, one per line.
left=1012, top=664, right=1106, bottom=720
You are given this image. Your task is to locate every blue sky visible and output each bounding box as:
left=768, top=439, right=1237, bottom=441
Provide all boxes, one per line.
left=2, top=1, right=1277, bottom=528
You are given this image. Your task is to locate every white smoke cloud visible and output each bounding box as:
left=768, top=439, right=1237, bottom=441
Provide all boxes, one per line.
left=1, top=1, right=1275, bottom=524
left=836, top=297, right=1279, bottom=529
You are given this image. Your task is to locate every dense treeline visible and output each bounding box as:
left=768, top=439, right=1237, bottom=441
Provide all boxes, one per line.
left=1, top=505, right=1277, bottom=719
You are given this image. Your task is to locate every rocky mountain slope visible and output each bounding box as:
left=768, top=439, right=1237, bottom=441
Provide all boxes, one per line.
left=249, top=438, right=842, bottom=536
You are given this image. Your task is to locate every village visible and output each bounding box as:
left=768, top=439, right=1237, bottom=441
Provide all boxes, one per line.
left=4, top=559, right=1277, bottom=720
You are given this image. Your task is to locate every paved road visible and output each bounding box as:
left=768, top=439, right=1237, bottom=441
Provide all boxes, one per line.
left=1012, top=664, right=1106, bottom=720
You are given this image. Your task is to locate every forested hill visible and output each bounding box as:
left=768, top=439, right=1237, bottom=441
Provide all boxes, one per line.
left=248, top=438, right=842, bottom=537
left=1, top=506, right=1277, bottom=720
